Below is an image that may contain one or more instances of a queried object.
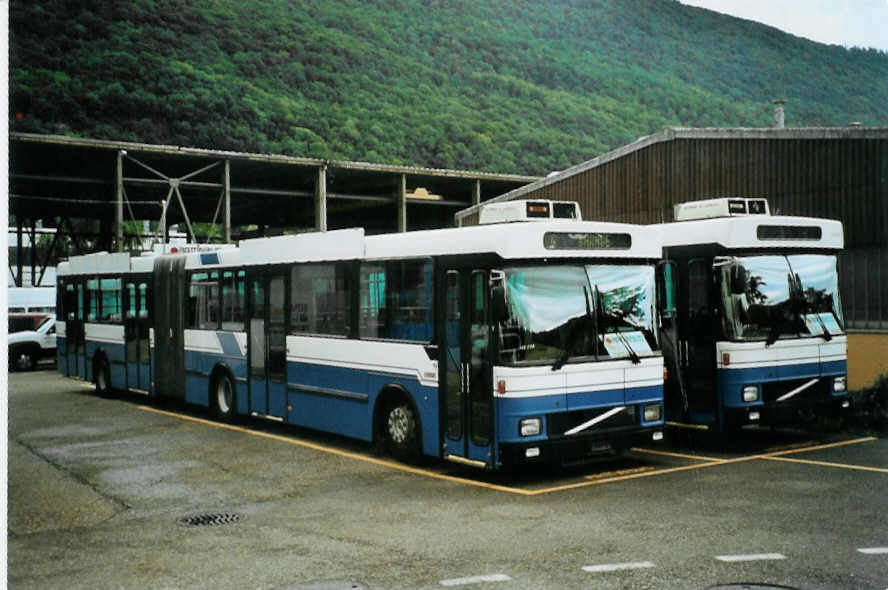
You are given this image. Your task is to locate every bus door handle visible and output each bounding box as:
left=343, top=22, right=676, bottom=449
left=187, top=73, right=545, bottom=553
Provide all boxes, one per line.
left=681, top=340, right=689, bottom=366
left=461, top=362, right=470, bottom=392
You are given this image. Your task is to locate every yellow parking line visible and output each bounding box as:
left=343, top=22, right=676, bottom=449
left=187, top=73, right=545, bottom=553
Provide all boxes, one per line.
left=631, top=447, right=722, bottom=462
left=763, top=455, right=888, bottom=474
left=138, top=406, right=880, bottom=495
left=137, top=406, right=536, bottom=496
left=764, top=436, right=877, bottom=457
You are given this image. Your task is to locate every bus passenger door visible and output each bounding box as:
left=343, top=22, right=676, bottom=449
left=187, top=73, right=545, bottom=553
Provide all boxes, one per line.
left=266, top=273, right=288, bottom=419
left=440, top=269, right=493, bottom=467
left=681, top=259, right=718, bottom=424
left=125, top=281, right=139, bottom=390
left=248, top=275, right=267, bottom=415
left=153, top=256, right=186, bottom=400
left=72, top=281, right=86, bottom=379
left=124, top=280, right=152, bottom=392
left=61, top=281, right=77, bottom=376
left=137, top=282, right=151, bottom=391
left=247, top=272, right=287, bottom=419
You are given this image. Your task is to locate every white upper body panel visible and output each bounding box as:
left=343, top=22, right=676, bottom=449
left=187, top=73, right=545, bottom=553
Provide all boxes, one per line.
left=658, top=215, right=843, bottom=251
left=59, top=221, right=662, bottom=278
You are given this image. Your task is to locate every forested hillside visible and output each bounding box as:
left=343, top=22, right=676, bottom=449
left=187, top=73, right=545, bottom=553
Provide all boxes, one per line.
left=10, top=0, right=888, bottom=175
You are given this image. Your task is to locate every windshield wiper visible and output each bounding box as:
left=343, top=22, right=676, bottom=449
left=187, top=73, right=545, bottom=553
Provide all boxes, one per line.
left=551, top=285, right=593, bottom=371
left=595, top=285, right=641, bottom=365
left=809, top=308, right=833, bottom=341
left=785, top=263, right=832, bottom=342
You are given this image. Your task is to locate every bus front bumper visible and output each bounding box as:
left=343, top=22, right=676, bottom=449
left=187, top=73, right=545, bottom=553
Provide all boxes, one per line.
left=499, top=425, right=663, bottom=468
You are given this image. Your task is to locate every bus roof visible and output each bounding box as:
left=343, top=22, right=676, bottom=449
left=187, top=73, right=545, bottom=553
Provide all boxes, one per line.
left=58, top=221, right=662, bottom=276
left=657, top=215, right=843, bottom=250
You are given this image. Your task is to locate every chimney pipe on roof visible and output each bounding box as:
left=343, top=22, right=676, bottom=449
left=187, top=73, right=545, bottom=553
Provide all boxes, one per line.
left=773, top=99, right=786, bottom=129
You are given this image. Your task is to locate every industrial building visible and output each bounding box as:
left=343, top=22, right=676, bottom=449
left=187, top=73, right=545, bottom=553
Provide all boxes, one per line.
left=456, top=126, right=888, bottom=388
left=8, top=127, right=887, bottom=387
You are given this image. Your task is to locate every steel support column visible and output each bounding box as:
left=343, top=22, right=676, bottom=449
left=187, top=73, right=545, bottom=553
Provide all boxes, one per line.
left=116, top=150, right=124, bottom=252
left=16, top=217, right=23, bottom=287
left=397, top=174, right=407, bottom=233
left=30, top=221, right=37, bottom=287
left=315, top=165, right=327, bottom=232
left=473, top=179, right=481, bottom=206
left=224, top=160, right=231, bottom=243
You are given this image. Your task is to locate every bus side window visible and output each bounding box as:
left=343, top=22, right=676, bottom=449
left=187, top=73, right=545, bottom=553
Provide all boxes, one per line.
left=221, top=270, right=245, bottom=331
left=188, top=272, right=220, bottom=330
left=290, top=263, right=351, bottom=336
left=100, top=278, right=122, bottom=323
left=359, top=263, right=387, bottom=338
left=359, top=259, right=432, bottom=341
left=389, top=259, right=432, bottom=342
left=87, top=279, right=99, bottom=321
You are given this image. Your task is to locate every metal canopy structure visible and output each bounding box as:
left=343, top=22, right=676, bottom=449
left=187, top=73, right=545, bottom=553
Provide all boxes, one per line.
left=9, top=133, right=538, bottom=269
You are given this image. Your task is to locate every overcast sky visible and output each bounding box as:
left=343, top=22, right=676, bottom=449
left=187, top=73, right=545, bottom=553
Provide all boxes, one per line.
left=679, top=0, right=888, bottom=51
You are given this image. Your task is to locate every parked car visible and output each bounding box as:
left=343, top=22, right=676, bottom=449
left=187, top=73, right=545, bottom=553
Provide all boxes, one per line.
left=8, top=314, right=56, bottom=371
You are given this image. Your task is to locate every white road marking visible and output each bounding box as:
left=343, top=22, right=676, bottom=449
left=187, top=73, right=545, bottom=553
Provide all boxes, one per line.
left=715, top=553, right=786, bottom=562
left=857, top=547, right=888, bottom=554
left=440, top=574, right=512, bottom=586
left=582, top=561, right=656, bottom=573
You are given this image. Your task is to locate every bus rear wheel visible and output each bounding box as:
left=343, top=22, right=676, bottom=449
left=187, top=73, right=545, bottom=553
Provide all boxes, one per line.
left=381, top=398, right=422, bottom=464
left=212, top=372, right=237, bottom=423
left=94, top=358, right=112, bottom=398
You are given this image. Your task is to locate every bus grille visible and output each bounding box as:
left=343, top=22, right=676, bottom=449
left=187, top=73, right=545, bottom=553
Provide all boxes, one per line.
left=548, top=405, right=637, bottom=437
left=762, top=378, right=827, bottom=404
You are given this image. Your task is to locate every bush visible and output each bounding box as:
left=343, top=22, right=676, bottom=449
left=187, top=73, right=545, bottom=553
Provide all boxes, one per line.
left=847, top=375, right=888, bottom=433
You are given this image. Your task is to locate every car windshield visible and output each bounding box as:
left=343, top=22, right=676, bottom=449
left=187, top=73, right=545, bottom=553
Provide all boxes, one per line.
left=497, top=264, right=657, bottom=366
left=717, top=254, right=844, bottom=342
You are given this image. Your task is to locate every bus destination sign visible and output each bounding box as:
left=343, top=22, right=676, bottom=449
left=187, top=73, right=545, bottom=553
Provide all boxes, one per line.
left=543, top=232, right=632, bottom=250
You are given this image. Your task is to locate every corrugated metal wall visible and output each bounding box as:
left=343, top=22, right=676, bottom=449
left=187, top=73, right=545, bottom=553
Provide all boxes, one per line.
left=461, top=133, right=888, bottom=331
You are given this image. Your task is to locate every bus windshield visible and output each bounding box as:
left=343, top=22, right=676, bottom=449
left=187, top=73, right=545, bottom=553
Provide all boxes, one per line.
left=498, top=265, right=658, bottom=366
left=717, top=254, right=844, bottom=342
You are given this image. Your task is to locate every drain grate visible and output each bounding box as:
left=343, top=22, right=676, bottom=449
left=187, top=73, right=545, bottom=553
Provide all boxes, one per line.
left=179, top=512, right=242, bottom=527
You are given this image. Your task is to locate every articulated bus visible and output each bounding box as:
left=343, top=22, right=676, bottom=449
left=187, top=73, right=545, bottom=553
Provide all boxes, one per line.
left=658, top=198, right=848, bottom=432
left=56, top=202, right=668, bottom=469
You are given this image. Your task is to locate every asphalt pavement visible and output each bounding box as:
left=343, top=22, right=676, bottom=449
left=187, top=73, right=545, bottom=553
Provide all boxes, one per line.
left=7, top=370, right=887, bottom=589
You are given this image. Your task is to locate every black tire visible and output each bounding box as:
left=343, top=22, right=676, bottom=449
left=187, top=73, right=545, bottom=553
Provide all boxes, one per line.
left=95, top=358, right=113, bottom=398
left=212, top=372, right=237, bottom=423
left=10, top=346, right=36, bottom=372
left=380, top=397, right=422, bottom=464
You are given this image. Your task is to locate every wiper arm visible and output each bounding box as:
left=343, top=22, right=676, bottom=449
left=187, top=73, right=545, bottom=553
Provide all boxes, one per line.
left=810, top=310, right=833, bottom=341
left=612, top=328, right=641, bottom=364
left=551, top=349, right=571, bottom=371
left=594, top=285, right=641, bottom=364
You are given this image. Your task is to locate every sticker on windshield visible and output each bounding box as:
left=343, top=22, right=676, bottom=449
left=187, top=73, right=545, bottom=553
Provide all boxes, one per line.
left=600, top=330, right=652, bottom=357
left=804, top=313, right=841, bottom=335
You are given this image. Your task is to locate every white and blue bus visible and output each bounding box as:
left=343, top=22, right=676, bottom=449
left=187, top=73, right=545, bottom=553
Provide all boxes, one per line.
left=56, top=202, right=668, bottom=469
left=658, top=198, right=848, bottom=432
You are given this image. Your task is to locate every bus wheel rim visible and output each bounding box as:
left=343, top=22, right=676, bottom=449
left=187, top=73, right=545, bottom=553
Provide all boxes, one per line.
left=217, top=379, right=232, bottom=414
left=387, top=406, right=411, bottom=444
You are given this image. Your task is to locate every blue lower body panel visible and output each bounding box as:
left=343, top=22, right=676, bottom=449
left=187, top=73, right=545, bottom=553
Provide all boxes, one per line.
left=717, top=360, right=848, bottom=429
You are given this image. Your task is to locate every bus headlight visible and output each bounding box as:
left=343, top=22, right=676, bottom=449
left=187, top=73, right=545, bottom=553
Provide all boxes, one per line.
left=833, top=376, right=847, bottom=392
left=742, top=386, right=759, bottom=402
left=519, top=417, right=542, bottom=437
left=643, top=404, right=661, bottom=422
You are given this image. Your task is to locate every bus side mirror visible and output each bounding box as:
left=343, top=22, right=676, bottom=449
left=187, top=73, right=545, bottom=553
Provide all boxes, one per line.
left=656, top=260, right=677, bottom=318
left=730, top=264, right=746, bottom=295
left=490, top=285, right=509, bottom=323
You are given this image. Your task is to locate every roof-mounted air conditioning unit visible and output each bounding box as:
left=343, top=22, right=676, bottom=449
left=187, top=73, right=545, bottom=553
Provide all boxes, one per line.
left=479, top=200, right=581, bottom=224
left=674, top=197, right=770, bottom=221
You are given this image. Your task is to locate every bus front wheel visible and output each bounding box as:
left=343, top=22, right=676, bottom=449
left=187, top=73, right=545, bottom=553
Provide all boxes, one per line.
left=381, top=397, right=421, bottom=464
